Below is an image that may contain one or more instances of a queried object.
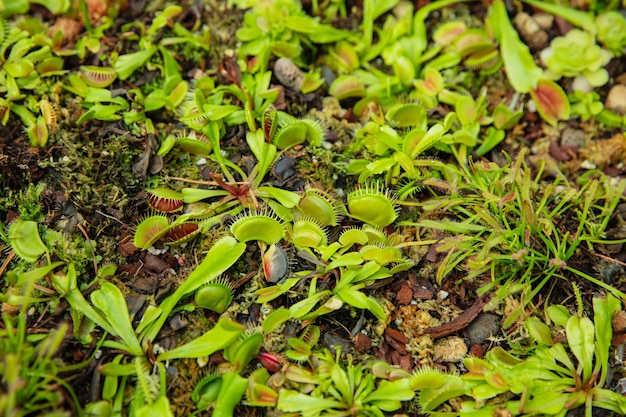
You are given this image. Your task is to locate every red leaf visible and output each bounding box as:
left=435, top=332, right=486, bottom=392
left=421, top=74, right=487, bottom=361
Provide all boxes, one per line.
left=530, top=79, right=570, bottom=126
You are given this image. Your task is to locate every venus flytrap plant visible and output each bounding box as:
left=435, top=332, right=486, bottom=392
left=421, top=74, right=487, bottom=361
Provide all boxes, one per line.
left=1, top=0, right=70, bottom=16
left=0, top=17, right=68, bottom=146
left=140, top=121, right=309, bottom=249
left=47, top=236, right=249, bottom=416
left=347, top=106, right=450, bottom=185
left=257, top=217, right=414, bottom=326
left=275, top=347, right=415, bottom=416
left=409, top=293, right=626, bottom=417
left=234, top=0, right=351, bottom=74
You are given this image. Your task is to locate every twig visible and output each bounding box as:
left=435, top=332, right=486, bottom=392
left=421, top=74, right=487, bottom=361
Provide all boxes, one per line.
left=422, top=295, right=490, bottom=339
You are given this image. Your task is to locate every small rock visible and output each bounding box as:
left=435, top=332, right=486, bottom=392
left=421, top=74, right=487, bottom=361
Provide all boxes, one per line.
left=533, top=13, right=554, bottom=30
left=616, top=378, right=626, bottom=395
left=560, top=127, right=586, bottom=148
left=580, top=159, right=597, bottom=170
left=274, top=58, right=304, bottom=91
left=514, top=12, right=549, bottom=49
left=433, top=336, right=468, bottom=363
left=605, top=84, right=626, bottom=115
left=467, top=313, right=501, bottom=345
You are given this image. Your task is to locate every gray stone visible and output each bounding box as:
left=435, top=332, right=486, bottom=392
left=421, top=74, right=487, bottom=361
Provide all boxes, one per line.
left=467, top=313, right=501, bottom=345
left=560, top=127, right=586, bottom=148
left=274, top=58, right=304, bottom=91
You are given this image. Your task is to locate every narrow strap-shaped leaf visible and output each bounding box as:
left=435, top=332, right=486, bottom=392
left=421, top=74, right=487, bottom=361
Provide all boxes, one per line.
left=142, top=236, right=245, bottom=342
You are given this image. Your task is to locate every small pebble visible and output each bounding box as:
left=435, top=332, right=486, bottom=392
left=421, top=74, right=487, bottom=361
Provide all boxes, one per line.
left=605, top=84, right=626, bottom=115
left=467, top=313, right=501, bottom=345
left=580, top=159, right=597, bottom=169
left=560, top=127, right=586, bottom=148
left=617, top=378, right=626, bottom=395
left=274, top=58, right=304, bottom=91
left=514, top=12, right=548, bottom=49
left=533, top=13, right=554, bottom=30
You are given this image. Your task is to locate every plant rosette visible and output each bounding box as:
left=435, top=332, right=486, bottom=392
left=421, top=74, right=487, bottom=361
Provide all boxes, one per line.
left=540, top=29, right=612, bottom=92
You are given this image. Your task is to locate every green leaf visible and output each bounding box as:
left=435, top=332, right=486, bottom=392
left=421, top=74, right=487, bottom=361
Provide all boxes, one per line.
left=114, top=45, right=157, bottom=80
left=91, top=281, right=143, bottom=356
left=136, top=395, right=174, bottom=417
left=142, top=236, right=245, bottom=342
left=277, top=390, right=344, bottom=414
left=257, top=186, right=300, bottom=208
left=409, top=124, right=445, bottom=159
left=475, top=127, right=505, bottom=156
left=593, top=294, right=621, bottom=386
left=284, top=16, right=352, bottom=43
left=262, top=307, right=292, bottom=333
left=8, top=219, right=47, bottom=262
left=30, top=0, right=70, bottom=15
left=14, top=261, right=65, bottom=287
left=566, top=315, right=595, bottom=381
left=336, top=286, right=385, bottom=320
left=547, top=344, right=576, bottom=372
left=157, top=318, right=244, bottom=360
left=526, top=317, right=553, bottom=345
left=286, top=337, right=312, bottom=362
left=181, top=188, right=229, bottom=203
left=521, top=390, right=569, bottom=414
left=213, top=372, right=248, bottom=417
left=4, top=59, right=35, bottom=78
left=363, top=379, right=414, bottom=410
left=289, top=290, right=331, bottom=318
left=489, top=0, right=542, bottom=93
left=326, top=252, right=364, bottom=270
left=547, top=304, right=571, bottom=327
